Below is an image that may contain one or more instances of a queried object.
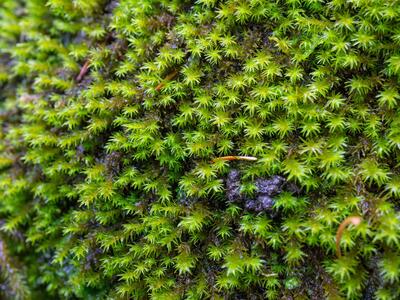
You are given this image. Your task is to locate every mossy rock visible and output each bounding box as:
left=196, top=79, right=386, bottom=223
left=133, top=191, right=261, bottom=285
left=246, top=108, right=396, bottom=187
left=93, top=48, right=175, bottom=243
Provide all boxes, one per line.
left=1, top=0, right=400, bottom=299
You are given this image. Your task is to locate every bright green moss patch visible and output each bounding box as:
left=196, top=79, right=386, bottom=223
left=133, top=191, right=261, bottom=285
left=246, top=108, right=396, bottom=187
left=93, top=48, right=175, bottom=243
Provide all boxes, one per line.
left=1, top=0, right=400, bottom=299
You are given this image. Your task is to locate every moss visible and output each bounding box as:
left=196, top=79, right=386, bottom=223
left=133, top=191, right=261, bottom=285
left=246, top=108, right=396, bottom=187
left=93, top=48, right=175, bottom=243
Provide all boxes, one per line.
left=1, top=0, right=400, bottom=299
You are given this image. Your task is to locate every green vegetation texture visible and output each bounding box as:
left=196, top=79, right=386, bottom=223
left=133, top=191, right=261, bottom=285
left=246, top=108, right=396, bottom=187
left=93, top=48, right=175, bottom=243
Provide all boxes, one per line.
left=1, top=0, right=400, bottom=299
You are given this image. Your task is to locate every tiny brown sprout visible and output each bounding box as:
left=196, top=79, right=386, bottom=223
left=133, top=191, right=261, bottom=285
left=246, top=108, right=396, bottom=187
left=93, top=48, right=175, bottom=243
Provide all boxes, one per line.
left=76, top=60, right=90, bottom=82
left=336, top=216, right=363, bottom=258
left=155, top=70, right=179, bottom=91
left=211, top=156, right=258, bottom=163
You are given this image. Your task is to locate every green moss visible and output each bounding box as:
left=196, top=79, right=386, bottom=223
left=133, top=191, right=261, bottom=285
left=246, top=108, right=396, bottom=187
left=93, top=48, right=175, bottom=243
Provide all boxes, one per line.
left=1, top=0, right=400, bottom=299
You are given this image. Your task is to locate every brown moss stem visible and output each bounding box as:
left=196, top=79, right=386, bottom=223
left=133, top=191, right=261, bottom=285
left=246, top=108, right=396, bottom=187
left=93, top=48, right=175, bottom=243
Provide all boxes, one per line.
left=155, top=69, right=179, bottom=91
left=335, top=216, right=362, bottom=258
left=76, top=60, right=90, bottom=82
left=211, top=156, right=258, bottom=163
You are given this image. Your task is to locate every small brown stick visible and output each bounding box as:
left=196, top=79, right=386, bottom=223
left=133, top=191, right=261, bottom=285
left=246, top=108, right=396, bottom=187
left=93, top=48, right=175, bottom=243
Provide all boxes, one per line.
left=212, top=156, right=258, bottom=163
left=76, top=60, right=90, bottom=82
left=261, top=272, right=278, bottom=277
left=335, top=216, right=363, bottom=258
left=155, top=70, right=179, bottom=91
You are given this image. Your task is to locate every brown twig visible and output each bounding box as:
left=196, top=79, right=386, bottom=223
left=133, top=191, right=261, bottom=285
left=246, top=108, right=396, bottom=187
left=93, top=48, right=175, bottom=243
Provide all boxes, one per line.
left=76, top=60, right=90, bottom=82
left=211, top=156, right=258, bottom=163
left=261, top=272, right=278, bottom=277
left=335, top=216, right=362, bottom=258
left=155, top=70, right=179, bottom=91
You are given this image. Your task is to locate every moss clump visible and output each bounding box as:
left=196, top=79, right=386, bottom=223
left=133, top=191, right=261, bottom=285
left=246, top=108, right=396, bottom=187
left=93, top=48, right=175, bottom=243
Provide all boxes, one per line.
left=1, top=0, right=400, bottom=299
